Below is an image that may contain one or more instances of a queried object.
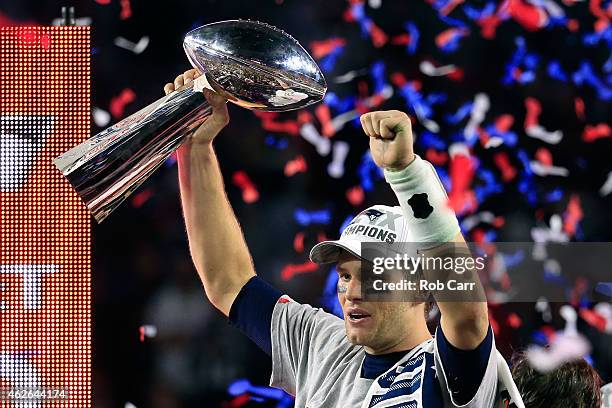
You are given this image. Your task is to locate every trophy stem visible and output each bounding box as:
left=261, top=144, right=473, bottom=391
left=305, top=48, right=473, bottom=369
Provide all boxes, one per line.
left=54, top=83, right=212, bottom=223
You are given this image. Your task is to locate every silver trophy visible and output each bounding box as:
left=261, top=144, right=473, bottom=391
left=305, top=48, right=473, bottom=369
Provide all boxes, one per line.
left=54, top=20, right=327, bottom=222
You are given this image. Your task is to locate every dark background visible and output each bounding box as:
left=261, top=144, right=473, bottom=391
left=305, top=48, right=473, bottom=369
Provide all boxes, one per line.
left=1, top=0, right=611, bottom=406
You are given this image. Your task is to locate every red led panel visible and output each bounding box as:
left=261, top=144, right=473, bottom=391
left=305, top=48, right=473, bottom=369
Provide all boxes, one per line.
left=0, top=27, right=91, bottom=406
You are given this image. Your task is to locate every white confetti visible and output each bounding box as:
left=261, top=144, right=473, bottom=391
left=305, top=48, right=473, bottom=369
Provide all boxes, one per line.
left=419, top=61, right=457, bottom=77
left=484, top=136, right=504, bottom=149
left=330, top=110, right=359, bottom=133
left=464, top=93, right=489, bottom=139
left=93, top=107, right=111, bottom=127
left=300, top=123, right=331, bottom=156
left=526, top=332, right=590, bottom=372
left=139, top=324, right=157, bottom=340
left=530, top=161, right=569, bottom=177
left=51, top=17, right=92, bottom=26
left=449, top=142, right=470, bottom=158
left=535, top=297, right=552, bottom=322
left=327, top=141, right=349, bottom=179
left=334, top=68, right=368, bottom=84
left=594, top=303, right=612, bottom=334
left=114, top=36, right=150, bottom=55
left=526, top=125, right=563, bottom=144
left=415, top=103, right=439, bottom=133
left=599, top=171, right=612, bottom=196
left=461, top=211, right=496, bottom=231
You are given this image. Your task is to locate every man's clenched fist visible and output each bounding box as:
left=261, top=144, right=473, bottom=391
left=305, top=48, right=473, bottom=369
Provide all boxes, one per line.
left=164, top=68, right=229, bottom=145
left=360, top=110, right=415, bottom=171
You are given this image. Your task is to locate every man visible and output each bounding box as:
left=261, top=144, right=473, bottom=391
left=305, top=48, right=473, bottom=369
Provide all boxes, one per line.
left=165, top=69, right=524, bottom=407
left=511, top=353, right=603, bottom=408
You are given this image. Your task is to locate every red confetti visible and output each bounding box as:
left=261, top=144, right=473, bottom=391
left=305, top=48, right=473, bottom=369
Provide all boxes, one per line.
left=508, top=0, right=547, bottom=31
left=131, top=188, right=154, bottom=208
left=579, top=308, right=608, bottom=332
left=281, top=261, right=319, bottom=281
left=391, top=34, right=411, bottom=45
left=435, top=28, right=469, bottom=49
left=540, top=325, right=557, bottom=342
left=478, top=127, right=491, bottom=147
left=232, top=171, right=259, bottom=204
left=390, top=72, right=408, bottom=87
left=582, top=123, right=611, bottom=142
left=315, top=104, right=335, bottom=137
left=524, top=97, right=541, bottom=129
left=507, top=312, right=522, bottom=329
left=297, top=110, right=314, bottom=124
left=346, top=186, right=365, bottom=206
left=567, top=19, right=580, bottom=31
left=495, top=114, right=514, bottom=133
left=535, top=147, right=553, bottom=166
left=367, top=92, right=387, bottom=108
left=594, top=18, right=609, bottom=32
left=574, top=97, right=585, bottom=120
left=493, top=152, right=517, bottom=182
left=447, top=67, right=464, bottom=81
left=563, top=194, right=583, bottom=236
left=369, top=23, right=388, bottom=48
left=284, top=155, right=307, bottom=177
left=425, top=148, right=449, bottom=166
left=492, top=216, right=505, bottom=228
left=589, top=0, right=610, bottom=27
left=472, top=228, right=486, bottom=243
left=479, top=14, right=503, bottom=39
left=293, top=232, right=305, bottom=253
left=448, top=151, right=477, bottom=215
left=489, top=311, right=500, bottom=335
left=255, top=112, right=300, bottom=136
left=357, top=80, right=369, bottom=98
left=120, top=0, right=132, bottom=19
left=109, top=88, right=136, bottom=118
left=309, top=38, right=346, bottom=59
left=440, top=0, right=465, bottom=16
left=226, top=394, right=251, bottom=408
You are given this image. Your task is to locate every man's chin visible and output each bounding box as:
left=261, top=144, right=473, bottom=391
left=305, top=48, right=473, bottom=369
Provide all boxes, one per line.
left=345, top=327, right=371, bottom=346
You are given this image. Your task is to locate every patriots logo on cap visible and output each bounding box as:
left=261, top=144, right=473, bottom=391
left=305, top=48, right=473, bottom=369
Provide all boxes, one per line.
left=361, top=208, right=384, bottom=222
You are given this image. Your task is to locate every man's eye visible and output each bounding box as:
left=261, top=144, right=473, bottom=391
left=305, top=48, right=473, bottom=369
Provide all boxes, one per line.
left=340, top=273, right=351, bottom=281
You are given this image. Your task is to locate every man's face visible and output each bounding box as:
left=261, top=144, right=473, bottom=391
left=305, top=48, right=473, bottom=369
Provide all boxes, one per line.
left=336, top=250, right=418, bottom=354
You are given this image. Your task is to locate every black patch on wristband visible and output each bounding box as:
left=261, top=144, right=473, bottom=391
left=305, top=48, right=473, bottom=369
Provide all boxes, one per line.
left=408, top=193, right=434, bottom=219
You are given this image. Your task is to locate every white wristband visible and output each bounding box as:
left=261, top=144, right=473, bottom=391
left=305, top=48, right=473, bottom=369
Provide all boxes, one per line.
left=384, top=155, right=460, bottom=244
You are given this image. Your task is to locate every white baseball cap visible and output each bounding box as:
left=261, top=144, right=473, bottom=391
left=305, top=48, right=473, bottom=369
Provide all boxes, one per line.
left=309, top=205, right=414, bottom=264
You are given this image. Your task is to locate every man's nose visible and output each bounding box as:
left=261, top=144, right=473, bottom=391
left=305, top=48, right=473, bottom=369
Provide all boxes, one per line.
left=345, top=278, right=362, bottom=302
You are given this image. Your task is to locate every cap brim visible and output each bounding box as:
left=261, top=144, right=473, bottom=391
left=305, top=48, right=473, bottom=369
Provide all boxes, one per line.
left=309, top=240, right=362, bottom=264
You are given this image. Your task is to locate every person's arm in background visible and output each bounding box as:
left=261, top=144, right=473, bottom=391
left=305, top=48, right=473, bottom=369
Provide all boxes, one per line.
left=166, top=69, right=255, bottom=316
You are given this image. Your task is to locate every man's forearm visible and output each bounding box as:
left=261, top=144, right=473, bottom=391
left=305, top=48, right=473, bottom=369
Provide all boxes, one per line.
left=177, top=142, right=255, bottom=316
left=385, top=156, right=488, bottom=350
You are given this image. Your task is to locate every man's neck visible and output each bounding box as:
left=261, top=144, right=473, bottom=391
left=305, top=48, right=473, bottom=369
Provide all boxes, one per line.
left=365, top=326, right=432, bottom=355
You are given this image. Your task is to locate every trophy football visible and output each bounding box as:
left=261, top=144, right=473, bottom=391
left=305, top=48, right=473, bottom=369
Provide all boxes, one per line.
left=54, top=20, right=327, bottom=222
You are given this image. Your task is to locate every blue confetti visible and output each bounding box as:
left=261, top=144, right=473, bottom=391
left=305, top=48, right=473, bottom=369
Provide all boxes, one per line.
left=358, top=152, right=384, bottom=192
left=294, top=208, right=332, bottom=226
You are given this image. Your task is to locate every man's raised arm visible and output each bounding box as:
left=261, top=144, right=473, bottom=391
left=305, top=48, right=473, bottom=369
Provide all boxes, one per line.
left=360, top=110, right=488, bottom=351
left=167, top=69, right=255, bottom=316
